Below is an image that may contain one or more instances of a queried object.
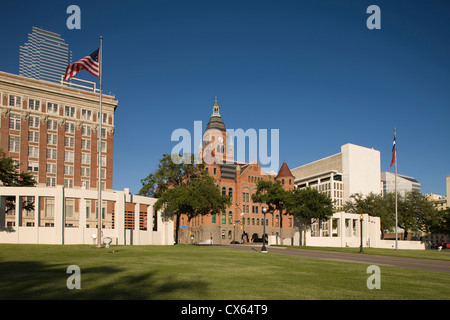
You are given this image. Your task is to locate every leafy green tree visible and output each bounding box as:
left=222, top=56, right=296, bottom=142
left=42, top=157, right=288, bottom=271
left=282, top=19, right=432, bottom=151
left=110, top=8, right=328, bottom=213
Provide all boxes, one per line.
left=0, top=149, right=36, bottom=187
left=0, top=149, right=36, bottom=213
left=252, top=180, right=289, bottom=239
left=285, top=187, right=334, bottom=245
left=345, top=190, right=440, bottom=240
left=399, top=190, right=438, bottom=239
left=344, top=192, right=395, bottom=239
left=139, top=153, right=230, bottom=244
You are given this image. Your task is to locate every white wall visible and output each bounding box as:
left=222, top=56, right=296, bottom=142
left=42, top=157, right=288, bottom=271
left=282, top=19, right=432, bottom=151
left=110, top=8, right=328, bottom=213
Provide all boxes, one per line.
left=341, top=143, right=381, bottom=201
left=0, top=186, right=174, bottom=246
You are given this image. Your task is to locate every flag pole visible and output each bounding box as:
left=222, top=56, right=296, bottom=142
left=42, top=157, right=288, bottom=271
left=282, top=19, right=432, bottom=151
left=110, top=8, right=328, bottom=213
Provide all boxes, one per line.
left=394, top=128, right=398, bottom=250
left=97, top=36, right=103, bottom=248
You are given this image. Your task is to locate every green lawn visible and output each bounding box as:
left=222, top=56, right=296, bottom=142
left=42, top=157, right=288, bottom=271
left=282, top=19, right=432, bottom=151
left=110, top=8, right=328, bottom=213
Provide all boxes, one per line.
left=0, top=244, right=448, bottom=300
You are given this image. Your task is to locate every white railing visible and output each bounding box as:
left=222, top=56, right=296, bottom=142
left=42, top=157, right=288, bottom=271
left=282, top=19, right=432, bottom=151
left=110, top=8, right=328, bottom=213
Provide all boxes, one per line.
left=60, top=76, right=100, bottom=93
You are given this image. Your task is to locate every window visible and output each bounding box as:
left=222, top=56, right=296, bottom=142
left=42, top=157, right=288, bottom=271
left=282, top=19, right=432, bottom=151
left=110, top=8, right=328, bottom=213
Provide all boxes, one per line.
left=228, top=212, right=232, bottom=224
left=8, top=136, right=20, bottom=152
left=228, top=188, right=233, bottom=201
left=28, top=99, right=40, bottom=111
left=81, top=167, right=90, bottom=177
left=97, top=112, right=108, bottom=123
left=81, top=125, right=91, bottom=136
left=101, top=141, right=107, bottom=153
left=47, top=102, right=58, bottom=114
left=81, top=139, right=90, bottom=150
left=64, top=151, right=74, bottom=162
left=47, top=148, right=57, bottom=160
left=9, top=113, right=21, bottom=130
left=65, top=199, right=75, bottom=218
left=81, top=180, right=90, bottom=189
left=97, top=155, right=106, bottom=167
left=28, top=146, right=39, bottom=158
left=46, top=163, right=56, bottom=174
left=47, top=134, right=57, bottom=145
left=221, top=213, right=226, bottom=224
left=28, top=116, right=40, bottom=129
left=47, top=119, right=58, bottom=131
left=81, top=153, right=91, bottom=165
left=64, top=178, right=73, bottom=188
left=65, top=122, right=75, bottom=134
left=28, top=131, right=39, bottom=143
left=81, top=109, right=92, bottom=120
left=28, top=161, right=38, bottom=172
left=45, top=198, right=55, bottom=217
left=9, top=95, right=21, bottom=107
left=64, top=136, right=75, bottom=148
left=64, top=106, right=75, bottom=117
left=46, top=177, right=56, bottom=187
left=222, top=187, right=226, bottom=196
left=64, top=165, right=74, bottom=175
left=212, top=214, right=216, bottom=223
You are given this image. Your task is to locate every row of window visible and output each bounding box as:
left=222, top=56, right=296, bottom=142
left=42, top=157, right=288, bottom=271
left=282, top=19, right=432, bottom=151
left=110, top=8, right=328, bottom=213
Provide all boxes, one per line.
left=8, top=138, right=107, bottom=165
left=6, top=94, right=112, bottom=124
left=191, top=213, right=290, bottom=227
left=8, top=112, right=109, bottom=138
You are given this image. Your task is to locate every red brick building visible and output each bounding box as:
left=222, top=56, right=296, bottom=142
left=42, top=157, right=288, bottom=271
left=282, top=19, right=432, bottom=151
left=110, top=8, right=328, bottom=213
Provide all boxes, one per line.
left=0, top=71, right=118, bottom=229
left=179, top=100, right=295, bottom=244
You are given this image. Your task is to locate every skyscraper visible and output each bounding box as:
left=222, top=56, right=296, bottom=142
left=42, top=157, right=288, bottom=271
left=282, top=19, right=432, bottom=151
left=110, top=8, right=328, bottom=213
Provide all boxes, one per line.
left=19, top=27, right=72, bottom=83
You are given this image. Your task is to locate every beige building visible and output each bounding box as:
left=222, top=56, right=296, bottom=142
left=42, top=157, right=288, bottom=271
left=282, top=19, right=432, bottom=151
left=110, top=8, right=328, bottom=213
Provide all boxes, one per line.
left=291, top=143, right=382, bottom=210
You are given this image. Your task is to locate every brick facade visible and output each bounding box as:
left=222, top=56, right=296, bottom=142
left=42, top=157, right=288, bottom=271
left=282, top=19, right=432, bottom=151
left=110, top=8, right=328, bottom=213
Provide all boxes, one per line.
left=178, top=100, right=295, bottom=244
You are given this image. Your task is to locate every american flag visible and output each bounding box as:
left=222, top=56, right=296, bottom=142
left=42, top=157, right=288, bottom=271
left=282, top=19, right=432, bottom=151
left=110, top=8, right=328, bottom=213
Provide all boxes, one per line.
left=63, top=48, right=99, bottom=80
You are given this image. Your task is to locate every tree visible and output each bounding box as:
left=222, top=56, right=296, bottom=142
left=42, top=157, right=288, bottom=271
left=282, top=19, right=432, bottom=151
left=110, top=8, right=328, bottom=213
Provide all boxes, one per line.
left=0, top=149, right=36, bottom=187
left=0, top=149, right=37, bottom=213
left=285, top=187, right=334, bottom=246
left=344, top=192, right=395, bottom=239
left=399, top=190, right=438, bottom=239
left=344, top=190, right=440, bottom=240
left=252, top=180, right=289, bottom=240
left=139, top=153, right=230, bottom=244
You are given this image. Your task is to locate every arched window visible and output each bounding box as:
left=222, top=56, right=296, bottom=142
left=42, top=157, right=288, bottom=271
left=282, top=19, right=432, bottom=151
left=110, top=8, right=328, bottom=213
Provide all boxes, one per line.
left=228, top=187, right=233, bottom=201
left=228, top=211, right=233, bottom=224
left=222, top=187, right=226, bottom=196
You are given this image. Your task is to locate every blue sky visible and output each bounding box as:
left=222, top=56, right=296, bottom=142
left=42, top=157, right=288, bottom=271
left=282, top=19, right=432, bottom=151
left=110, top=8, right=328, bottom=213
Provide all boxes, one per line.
left=1, top=0, right=449, bottom=195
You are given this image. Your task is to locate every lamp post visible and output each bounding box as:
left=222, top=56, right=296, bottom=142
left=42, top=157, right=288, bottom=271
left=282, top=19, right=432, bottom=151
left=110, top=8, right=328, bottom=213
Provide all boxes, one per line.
left=359, top=214, right=364, bottom=253
left=241, top=212, right=245, bottom=244
left=262, top=206, right=268, bottom=253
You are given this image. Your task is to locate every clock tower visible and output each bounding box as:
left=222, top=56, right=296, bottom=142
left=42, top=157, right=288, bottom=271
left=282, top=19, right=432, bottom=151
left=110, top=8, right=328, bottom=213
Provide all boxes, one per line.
left=200, top=98, right=233, bottom=164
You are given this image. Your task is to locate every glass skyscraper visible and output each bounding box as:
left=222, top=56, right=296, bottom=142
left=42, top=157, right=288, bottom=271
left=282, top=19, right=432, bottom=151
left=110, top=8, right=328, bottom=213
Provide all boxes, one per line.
left=19, top=27, right=72, bottom=83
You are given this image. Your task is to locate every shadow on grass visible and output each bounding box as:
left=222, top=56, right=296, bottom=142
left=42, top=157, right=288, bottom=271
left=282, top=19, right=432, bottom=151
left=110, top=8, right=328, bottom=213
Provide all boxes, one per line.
left=0, top=260, right=208, bottom=300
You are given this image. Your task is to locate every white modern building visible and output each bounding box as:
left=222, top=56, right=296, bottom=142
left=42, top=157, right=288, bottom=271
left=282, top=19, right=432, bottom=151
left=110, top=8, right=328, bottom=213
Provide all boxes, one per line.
left=0, top=186, right=174, bottom=245
left=291, top=143, right=382, bottom=210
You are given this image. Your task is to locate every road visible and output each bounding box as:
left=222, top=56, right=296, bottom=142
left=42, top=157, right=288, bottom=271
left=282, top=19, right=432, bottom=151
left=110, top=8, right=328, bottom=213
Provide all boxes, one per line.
left=216, top=244, right=450, bottom=273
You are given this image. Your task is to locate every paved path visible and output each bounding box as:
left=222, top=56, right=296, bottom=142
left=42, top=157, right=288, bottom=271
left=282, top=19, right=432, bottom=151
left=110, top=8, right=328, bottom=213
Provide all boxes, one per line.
left=216, top=244, right=450, bottom=273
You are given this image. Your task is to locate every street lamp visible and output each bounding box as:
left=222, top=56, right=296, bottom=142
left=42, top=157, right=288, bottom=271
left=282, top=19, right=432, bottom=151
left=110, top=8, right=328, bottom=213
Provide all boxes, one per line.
left=359, top=214, right=364, bottom=253
left=262, top=206, right=268, bottom=253
left=241, top=212, right=245, bottom=244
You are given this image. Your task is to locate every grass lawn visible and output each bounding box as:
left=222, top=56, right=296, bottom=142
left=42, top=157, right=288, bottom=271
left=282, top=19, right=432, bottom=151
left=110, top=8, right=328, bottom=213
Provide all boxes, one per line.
left=0, top=244, right=448, bottom=300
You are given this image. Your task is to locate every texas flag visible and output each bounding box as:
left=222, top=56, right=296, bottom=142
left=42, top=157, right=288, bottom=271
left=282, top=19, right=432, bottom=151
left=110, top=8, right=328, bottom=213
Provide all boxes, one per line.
left=390, top=134, right=396, bottom=167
